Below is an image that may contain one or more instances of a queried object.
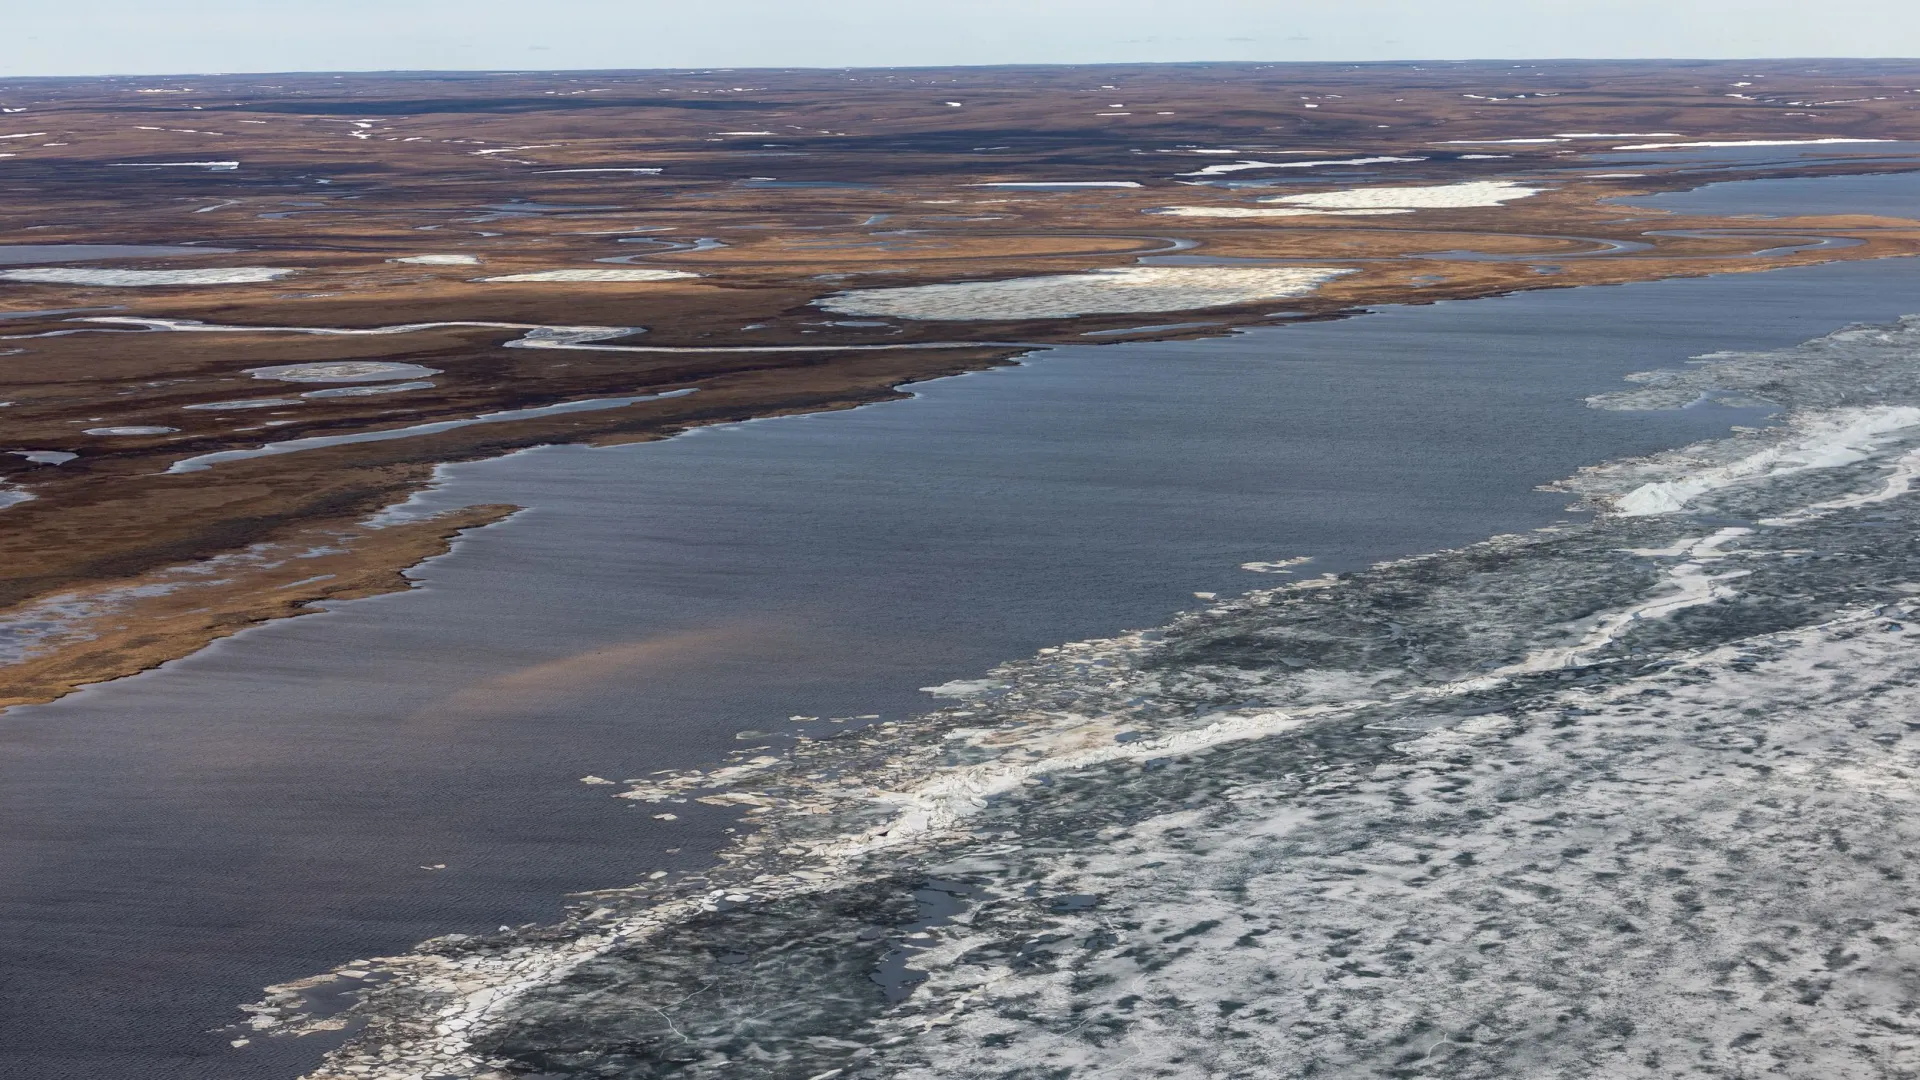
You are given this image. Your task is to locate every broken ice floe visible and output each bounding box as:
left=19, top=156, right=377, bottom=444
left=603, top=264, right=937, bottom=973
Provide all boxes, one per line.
left=1240, top=555, right=1313, bottom=573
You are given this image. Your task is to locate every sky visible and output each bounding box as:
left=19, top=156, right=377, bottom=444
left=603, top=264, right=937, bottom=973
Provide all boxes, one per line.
left=4, top=0, right=1918, bottom=77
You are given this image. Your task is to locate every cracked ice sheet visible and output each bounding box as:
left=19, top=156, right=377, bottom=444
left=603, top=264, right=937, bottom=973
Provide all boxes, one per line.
left=878, top=612, right=1920, bottom=1080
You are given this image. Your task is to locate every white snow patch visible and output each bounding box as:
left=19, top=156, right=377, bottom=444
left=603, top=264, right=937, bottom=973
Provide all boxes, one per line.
left=0, top=267, right=295, bottom=286
left=1263, top=180, right=1545, bottom=210
left=1178, top=156, right=1424, bottom=176
left=182, top=398, right=304, bottom=411
left=83, top=426, right=177, bottom=436
left=1612, top=138, right=1895, bottom=150
left=1150, top=206, right=1413, bottom=218
left=815, top=266, right=1352, bottom=320
left=476, top=269, right=699, bottom=283
left=390, top=254, right=481, bottom=266
left=1612, top=406, right=1920, bottom=516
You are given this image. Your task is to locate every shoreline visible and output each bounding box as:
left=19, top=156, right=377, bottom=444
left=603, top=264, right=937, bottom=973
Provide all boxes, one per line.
left=7, top=213, right=1920, bottom=713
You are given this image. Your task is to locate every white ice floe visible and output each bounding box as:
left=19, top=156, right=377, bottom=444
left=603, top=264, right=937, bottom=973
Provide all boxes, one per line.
left=1178, top=156, right=1424, bottom=176
left=1612, top=137, right=1895, bottom=150
left=0, top=267, right=296, bottom=286
left=1152, top=180, right=1544, bottom=218
left=1263, top=179, right=1545, bottom=210
left=390, top=254, right=481, bottom=266
left=1610, top=406, right=1920, bottom=516
left=476, top=269, right=699, bottom=283
left=815, top=266, right=1352, bottom=320
left=1241, top=556, right=1314, bottom=573
left=83, top=426, right=177, bottom=436
left=246, top=361, right=442, bottom=384
left=919, top=679, right=1007, bottom=698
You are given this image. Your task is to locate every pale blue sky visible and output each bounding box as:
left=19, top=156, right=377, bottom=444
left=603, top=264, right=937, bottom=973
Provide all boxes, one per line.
left=5, top=0, right=1918, bottom=77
